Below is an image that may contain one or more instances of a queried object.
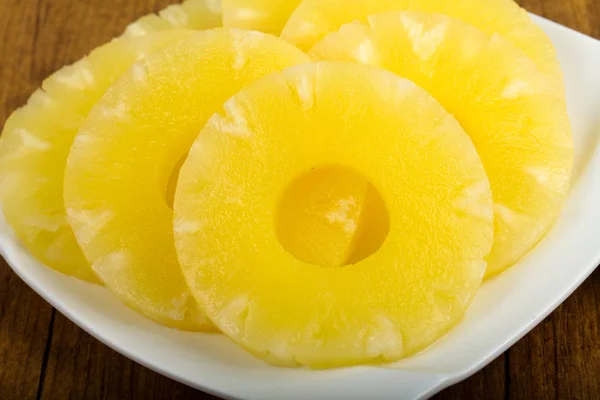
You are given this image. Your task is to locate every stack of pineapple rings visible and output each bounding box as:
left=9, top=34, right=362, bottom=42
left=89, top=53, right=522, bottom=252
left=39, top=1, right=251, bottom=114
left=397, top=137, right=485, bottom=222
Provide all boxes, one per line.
left=0, top=0, right=572, bottom=367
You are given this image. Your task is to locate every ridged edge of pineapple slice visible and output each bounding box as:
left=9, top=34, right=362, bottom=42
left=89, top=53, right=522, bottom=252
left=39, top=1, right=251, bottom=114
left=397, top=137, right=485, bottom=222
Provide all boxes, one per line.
left=174, top=61, right=494, bottom=367
left=0, top=31, right=194, bottom=284
left=309, top=11, right=573, bottom=278
left=124, top=0, right=222, bottom=37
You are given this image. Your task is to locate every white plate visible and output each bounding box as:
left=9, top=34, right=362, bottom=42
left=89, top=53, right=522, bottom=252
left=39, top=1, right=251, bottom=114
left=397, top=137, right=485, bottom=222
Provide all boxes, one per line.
left=1, top=15, right=599, bottom=400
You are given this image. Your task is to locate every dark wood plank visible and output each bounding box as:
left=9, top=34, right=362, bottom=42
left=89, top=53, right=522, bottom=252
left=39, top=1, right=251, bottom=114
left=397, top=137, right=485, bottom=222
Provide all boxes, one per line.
left=0, top=260, right=54, bottom=400
left=0, top=0, right=41, bottom=126
left=0, top=1, right=56, bottom=399
left=508, top=269, right=600, bottom=400
left=519, top=0, right=600, bottom=39
left=29, top=0, right=172, bottom=81
left=39, top=312, right=215, bottom=400
left=506, top=314, right=558, bottom=399
left=553, top=270, right=600, bottom=399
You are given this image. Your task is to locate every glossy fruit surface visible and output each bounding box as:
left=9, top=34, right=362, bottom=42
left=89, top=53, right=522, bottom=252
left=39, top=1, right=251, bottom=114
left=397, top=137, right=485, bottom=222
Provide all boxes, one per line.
left=282, top=0, right=561, bottom=79
left=0, top=30, right=192, bottom=282
left=64, top=29, right=309, bottom=329
left=174, top=61, right=494, bottom=366
left=311, top=12, right=573, bottom=276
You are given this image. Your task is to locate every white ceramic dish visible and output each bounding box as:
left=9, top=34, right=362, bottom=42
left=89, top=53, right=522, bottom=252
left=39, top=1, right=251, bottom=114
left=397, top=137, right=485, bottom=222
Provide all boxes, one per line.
left=1, top=15, right=599, bottom=400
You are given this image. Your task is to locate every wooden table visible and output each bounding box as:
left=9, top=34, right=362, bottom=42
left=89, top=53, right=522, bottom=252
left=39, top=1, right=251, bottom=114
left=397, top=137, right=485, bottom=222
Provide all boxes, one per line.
left=0, top=0, right=598, bottom=398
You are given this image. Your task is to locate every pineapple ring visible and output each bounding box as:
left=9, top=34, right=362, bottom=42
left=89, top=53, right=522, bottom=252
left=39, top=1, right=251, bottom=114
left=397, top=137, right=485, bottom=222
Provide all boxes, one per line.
left=123, top=0, right=222, bottom=37
left=281, top=0, right=561, bottom=79
left=174, top=61, right=495, bottom=367
left=222, top=0, right=302, bottom=35
left=311, top=12, right=573, bottom=277
left=63, top=29, right=309, bottom=330
left=0, top=30, right=192, bottom=283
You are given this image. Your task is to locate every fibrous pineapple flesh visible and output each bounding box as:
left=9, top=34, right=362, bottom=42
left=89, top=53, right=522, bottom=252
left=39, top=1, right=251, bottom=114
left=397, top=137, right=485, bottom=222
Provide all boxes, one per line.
left=281, top=0, right=561, bottom=80
left=0, top=30, right=193, bottom=282
left=174, top=61, right=494, bottom=367
left=124, top=0, right=222, bottom=37
left=63, top=29, right=309, bottom=329
left=311, top=12, right=573, bottom=277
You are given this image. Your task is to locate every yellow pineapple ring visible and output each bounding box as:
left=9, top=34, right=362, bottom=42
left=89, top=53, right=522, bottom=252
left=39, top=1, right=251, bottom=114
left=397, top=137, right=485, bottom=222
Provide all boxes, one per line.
left=0, top=30, right=192, bottom=282
left=281, top=0, right=561, bottom=79
left=222, top=0, right=301, bottom=35
left=63, top=29, right=309, bottom=329
left=174, top=61, right=495, bottom=367
left=124, top=0, right=222, bottom=37
left=311, top=12, right=573, bottom=277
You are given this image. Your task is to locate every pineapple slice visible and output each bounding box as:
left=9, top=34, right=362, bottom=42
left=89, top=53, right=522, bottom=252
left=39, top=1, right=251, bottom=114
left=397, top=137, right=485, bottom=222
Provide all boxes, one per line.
left=311, top=12, right=573, bottom=277
left=174, top=61, right=494, bottom=367
left=0, top=30, right=193, bottom=282
left=63, top=29, right=309, bottom=329
left=124, top=0, right=222, bottom=37
left=281, top=0, right=561, bottom=79
left=222, top=0, right=302, bottom=34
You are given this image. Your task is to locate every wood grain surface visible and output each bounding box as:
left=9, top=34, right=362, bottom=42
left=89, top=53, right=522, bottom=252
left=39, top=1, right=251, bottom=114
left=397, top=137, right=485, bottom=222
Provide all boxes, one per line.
left=0, top=1, right=599, bottom=399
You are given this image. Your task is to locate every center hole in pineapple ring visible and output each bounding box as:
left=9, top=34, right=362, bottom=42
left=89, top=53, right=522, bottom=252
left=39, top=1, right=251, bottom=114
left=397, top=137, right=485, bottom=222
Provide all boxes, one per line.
left=276, top=165, right=390, bottom=267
